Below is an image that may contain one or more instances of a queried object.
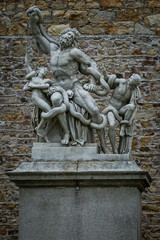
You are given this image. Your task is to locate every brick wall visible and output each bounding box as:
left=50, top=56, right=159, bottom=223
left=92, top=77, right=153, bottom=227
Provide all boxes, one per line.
left=0, top=0, right=160, bottom=239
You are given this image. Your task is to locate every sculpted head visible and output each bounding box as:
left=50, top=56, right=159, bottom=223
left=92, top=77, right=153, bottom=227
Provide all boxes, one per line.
left=60, top=28, right=80, bottom=49
left=129, top=74, right=141, bottom=87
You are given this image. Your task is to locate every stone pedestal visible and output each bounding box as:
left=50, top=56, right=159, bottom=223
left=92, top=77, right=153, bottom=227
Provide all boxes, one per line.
left=8, top=144, right=151, bottom=240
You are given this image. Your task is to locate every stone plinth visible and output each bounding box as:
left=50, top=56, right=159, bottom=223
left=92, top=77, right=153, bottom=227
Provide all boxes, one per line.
left=32, top=143, right=100, bottom=161
left=8, top=144, right=151, bottom=240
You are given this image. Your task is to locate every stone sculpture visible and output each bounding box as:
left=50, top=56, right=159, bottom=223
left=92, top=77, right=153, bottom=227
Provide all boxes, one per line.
left=86, top=71, right=141, bottom=154
left=102, top=73, right=141, bottom=154
left=25, top=6, right=141, bottom=154
left=26, top=6, right=110, bottom=153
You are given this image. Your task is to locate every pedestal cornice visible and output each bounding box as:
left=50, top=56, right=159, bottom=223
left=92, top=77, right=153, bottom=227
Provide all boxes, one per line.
left=8, top=157, right=151, bottom=192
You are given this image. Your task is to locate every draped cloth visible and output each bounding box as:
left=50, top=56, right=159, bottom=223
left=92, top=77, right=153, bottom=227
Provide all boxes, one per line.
left=32, top=101, right=94, bottom=145
left=68, top=101, right=94, bottom=145
left=118, top=87, right=141, bottom=154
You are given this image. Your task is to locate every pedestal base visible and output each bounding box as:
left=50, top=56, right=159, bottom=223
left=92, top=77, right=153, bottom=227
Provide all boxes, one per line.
left=8, top=144, right=151, bottom=240
left=19, top=187, right=141, bottom=240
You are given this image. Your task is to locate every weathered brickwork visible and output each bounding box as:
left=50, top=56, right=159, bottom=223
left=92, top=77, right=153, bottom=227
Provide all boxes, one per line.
left=1, top=0, right=160, bottom=36
left=0, top=0, right=160, bottom=239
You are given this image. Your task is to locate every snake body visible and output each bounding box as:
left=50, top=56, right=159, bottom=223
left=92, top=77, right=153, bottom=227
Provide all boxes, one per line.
left=102, top=106, right=122, bottom=122
left=41, top=104, right=66, bottom=120
left=90, top=114, right=107, bottom=130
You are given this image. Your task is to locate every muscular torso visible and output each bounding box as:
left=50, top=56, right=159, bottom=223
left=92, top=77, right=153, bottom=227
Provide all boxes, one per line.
left=50, top=48, right=79, bottom=91
left=109, top=82, right=132, bottom=110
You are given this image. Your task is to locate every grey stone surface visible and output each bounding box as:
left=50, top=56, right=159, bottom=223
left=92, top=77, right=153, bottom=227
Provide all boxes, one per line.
left=19, top=187, right=141, bottom=240
left=135, top=23, right=153, bottom=34
left=8, top=158, right=151, bottom=191
left=146, top=14, right=160, bottom=28
left=32, top=142, right=133, bottom=161
left=32, top=142, right=100, bottom=161
left=8, top=153, right=151, bottom=240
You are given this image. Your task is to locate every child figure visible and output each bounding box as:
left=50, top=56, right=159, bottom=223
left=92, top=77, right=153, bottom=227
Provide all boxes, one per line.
left=23, top=67, right=53, bottom=137
left=24, top=45, right=71, bottom=144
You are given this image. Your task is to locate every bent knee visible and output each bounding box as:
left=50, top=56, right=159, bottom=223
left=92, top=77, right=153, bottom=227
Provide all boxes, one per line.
left=129, top=104, right=136, bottom=111
left=119, top=104, right=135, bottom=115
left=51, top=92, right=63, bottom=107
left=90, top=106, right=100, bottom=116
left=31, top=96, right=38, bottom=105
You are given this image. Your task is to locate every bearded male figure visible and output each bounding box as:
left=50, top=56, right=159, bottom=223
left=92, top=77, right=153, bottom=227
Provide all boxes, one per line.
left=27, top=6, right=109, bottom=152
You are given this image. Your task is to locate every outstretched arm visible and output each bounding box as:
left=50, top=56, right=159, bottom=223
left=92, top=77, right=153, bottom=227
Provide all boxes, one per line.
left=27, top=6, right=59, bottom=54
left=70, top=48, right=110, bottom=92
left=71, top=48, right=99, bottom=84
left=28, top=82, right=50, bottom=89
left=70, top=48, right=94, bottom=68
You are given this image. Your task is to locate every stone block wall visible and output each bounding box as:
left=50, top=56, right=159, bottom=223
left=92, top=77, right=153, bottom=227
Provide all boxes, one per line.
left=0, top=0, right=160, bottom=239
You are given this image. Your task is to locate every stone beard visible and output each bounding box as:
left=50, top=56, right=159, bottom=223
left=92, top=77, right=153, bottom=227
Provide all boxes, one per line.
left=60, top=35, right=74, bottom=49
left=60, top=29, right=80, bottom=49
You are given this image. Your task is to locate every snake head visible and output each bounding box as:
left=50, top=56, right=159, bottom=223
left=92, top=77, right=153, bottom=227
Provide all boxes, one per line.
left=26, top=6, right=43, bottom=23
left=27, top=6, right=37, bottom=16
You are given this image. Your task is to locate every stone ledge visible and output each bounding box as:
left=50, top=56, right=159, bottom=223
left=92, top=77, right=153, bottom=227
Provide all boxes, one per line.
left=32, top=143, right=132, bottom=161
left=8, top=159, right=151, bottom=192
left=32, top=143, right=100, bottom=161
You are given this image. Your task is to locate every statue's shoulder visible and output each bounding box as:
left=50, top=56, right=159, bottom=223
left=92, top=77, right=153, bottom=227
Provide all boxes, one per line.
left=70, top=47, right=83, bottom=57
left=118, top=78, right=126, bottom=84
left=50, top=44, right=59, bottom=54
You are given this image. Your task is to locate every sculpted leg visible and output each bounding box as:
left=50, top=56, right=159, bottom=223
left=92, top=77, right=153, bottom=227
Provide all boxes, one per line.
left=119, top=103, right=135, bottom=124
left=88, top=105, right=109, bottom=153
left=97, top=129, right=111, bottom=154
left=107, top=111, right=118, bottom=154
left=118, top=104, right=136, bottom=154
left=32, top=95, right=52, bottom=137
left=51, top=92, right=70, bottom=145
left=74, top=88, right=109, bottom=152
left=32, top=95, right=51, bottom=112
left=35, top=118, right=47, bottom=137
left=74, top=88, right=103, bottom=124
left=58, top=113, right=70, bottom=145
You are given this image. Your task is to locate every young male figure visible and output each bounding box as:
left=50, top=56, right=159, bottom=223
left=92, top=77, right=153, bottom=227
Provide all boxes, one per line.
left=105, top=73, right=141, bottom=153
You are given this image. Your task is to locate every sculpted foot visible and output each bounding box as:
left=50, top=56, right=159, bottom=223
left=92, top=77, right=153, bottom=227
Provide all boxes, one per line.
left=35, top=127, right=45, bottom=137
left=113, top=149, right=118, bottom=154
left=61, top=133, right=70, bottom=145
left=70, top=141, right=77, bottom=146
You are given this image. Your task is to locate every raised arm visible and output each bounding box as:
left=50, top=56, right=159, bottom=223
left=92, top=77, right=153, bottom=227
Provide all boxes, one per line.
left=25, top=44, right=33, bottom=74
left=27, top=6, right=59, bottom=54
